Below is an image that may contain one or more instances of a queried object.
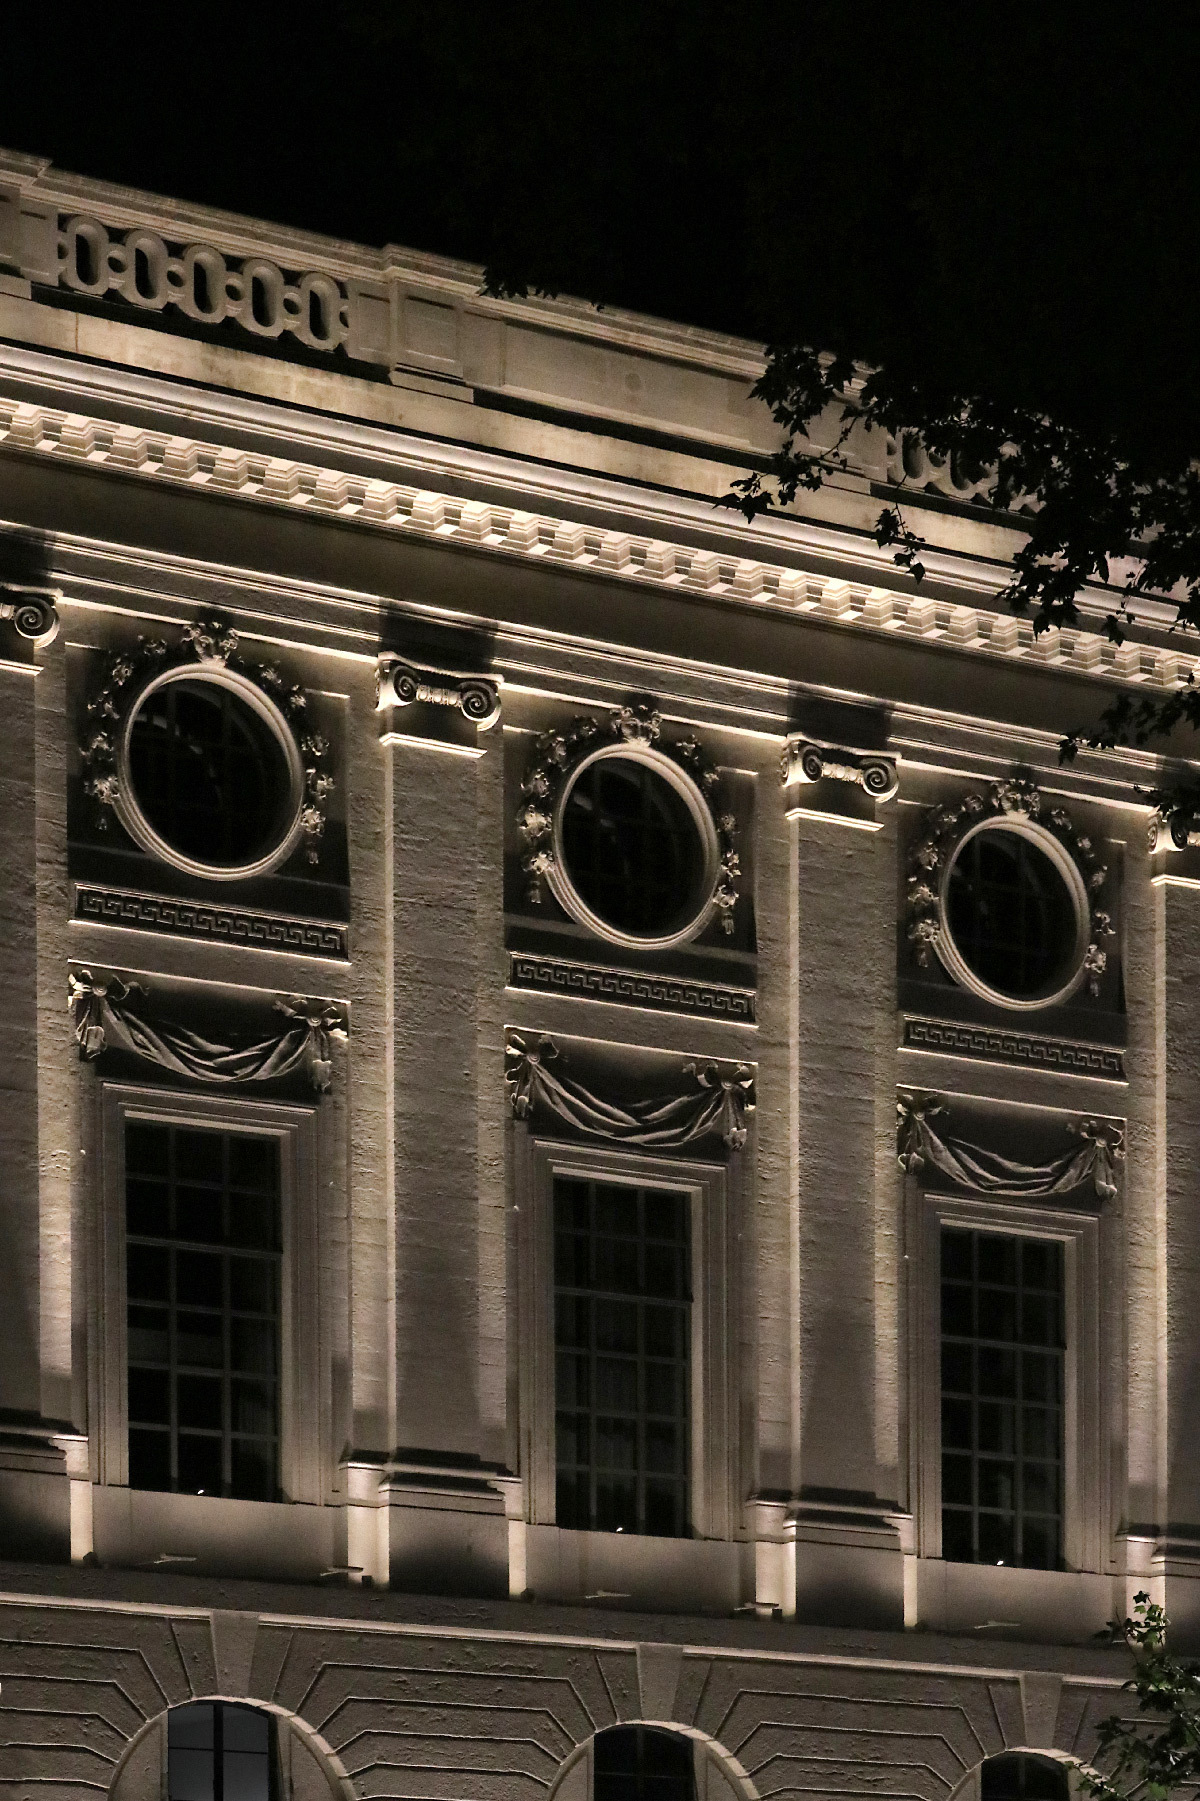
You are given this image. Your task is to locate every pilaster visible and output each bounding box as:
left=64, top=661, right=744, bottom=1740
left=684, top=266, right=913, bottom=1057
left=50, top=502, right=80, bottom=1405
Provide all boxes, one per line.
left=381, top=659, right=505, bottom=1591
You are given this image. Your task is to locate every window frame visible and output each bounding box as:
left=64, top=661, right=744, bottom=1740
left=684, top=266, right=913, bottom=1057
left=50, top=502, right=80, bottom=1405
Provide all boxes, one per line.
left=938, top=816, right=1091, bottom=1011
left=550, top=742, right=721, bottom=951
left=116, top=663, right=307, bottom=882
left=516, top=1133, right=738, bottom=1542
left=93, top=1081, right=324, bottom=1504
left=908, top=1187, right=1104, bottom=1572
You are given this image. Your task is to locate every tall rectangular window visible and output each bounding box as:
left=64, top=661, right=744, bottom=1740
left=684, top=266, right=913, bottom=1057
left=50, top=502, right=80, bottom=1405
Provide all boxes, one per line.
left=554, top=1176, right=690, bottom=1537
left=940, top=1226, right=1064, bottom=1568
left=125, top=1121, right=281, bottom=1501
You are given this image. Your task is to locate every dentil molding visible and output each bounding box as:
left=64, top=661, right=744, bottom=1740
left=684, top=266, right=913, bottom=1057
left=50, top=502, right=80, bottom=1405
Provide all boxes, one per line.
left=1, top=394, right=1191, bottom=698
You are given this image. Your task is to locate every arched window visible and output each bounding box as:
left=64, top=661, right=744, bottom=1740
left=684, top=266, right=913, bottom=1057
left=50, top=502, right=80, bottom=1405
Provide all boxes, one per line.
left=981, top=1754, right=1071, bottom=1801
left=168, top=1702, right=274, bottom=1801
left=110, top=1700, right=342, bottom=1800
left=593, top=1727, right=695, bottom=1801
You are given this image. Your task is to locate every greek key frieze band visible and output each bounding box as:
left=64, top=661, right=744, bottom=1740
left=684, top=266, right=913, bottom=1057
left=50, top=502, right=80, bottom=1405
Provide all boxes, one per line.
left=902, top=1014, right=1125, bottom=1079
left=73, top=884, right=349, bottom=959
left=508, top=952, right=756, bottom=1021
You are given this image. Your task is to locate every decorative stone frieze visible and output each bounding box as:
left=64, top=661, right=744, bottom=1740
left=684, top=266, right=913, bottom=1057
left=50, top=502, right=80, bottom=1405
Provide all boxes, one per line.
left=507, top=951, right=755, bottom=1021
left=0, top=582, right=60, bottom=646
left=58, top=213, right=356, bottom=354
left=907, top=777, right=1113, bottom=1008
left=518, top=702, right=740, bottom=948
left=505, top=1031, right=755, bottom=1150
left=376, top=656, right=501, bottom=744
left=781, top=736, right=899, bottom=802
left=73, top=884, right=349, bottom=960
left=901, top=1015, right=1125, bottom=1080
left=81, top=617, right=332, bottom=877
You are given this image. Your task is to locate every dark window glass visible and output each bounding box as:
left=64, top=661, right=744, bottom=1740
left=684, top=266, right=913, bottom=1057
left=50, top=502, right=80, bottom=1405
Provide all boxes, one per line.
left=561, top=756, right=706, bottom=938
left=125, top=1121, right=281, bottom=1501
left=554, top=1177, right=690, bottom=1537
left=946, top=829, right=1077, bottom=999
left=982, top=1754, right=1071, bottom=1801
left=127, top=678, right=292, bottom=867
left=941, top=1227, right=1064, bottom=1569
left=168, top=1701, right=276, bottom=1801
left=594, top=1727, right=695, bottom=1801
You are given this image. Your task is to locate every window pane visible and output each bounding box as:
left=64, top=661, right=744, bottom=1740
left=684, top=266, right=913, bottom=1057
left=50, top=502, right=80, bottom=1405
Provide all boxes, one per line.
left=940, top=1227, right=1064, bottom=1568
left=595, top=1726, right=694, bottom=1801
left=553, top=1176, right=690, bottom=1537
left=128, top=676, right=292, bottom=868
left=126, top=1123, right=281, bottom=1502
left=560, top=756, right=708, bottom=939
left=982, top=1755, right=1069, bottom=1801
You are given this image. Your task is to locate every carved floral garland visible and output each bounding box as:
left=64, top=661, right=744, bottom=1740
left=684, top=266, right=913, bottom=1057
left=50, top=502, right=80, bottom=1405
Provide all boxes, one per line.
left=518, top=703, right=740, bottom=933
left=907, top=777, right=1113, bottom=996
left=81, top=618, right=333, bottom=863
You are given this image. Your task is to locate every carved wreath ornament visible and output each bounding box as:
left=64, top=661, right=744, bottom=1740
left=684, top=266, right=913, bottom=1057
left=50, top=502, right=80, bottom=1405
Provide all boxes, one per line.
left=907, top=777, right=1113, bottom=1001
left=82, top=618, right=332, bottom=870
left=518, top=703, right=740, bottom=941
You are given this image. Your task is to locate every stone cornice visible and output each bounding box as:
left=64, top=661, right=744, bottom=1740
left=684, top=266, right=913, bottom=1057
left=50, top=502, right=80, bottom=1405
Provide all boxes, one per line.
left=2, top=391, right=1193, bottom=702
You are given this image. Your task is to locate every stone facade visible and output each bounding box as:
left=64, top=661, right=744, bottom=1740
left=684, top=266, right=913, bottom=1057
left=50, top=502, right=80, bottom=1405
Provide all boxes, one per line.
left=0, top=147, right=1190, bottom=1797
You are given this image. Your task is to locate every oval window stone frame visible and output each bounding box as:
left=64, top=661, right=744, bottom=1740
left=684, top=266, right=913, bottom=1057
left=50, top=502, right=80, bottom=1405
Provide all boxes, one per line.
left=937, top=815, right=1092, bottom=1011
left=548, top=740, right=722, bottom=952
left=117, top=663, right=307, bottom=881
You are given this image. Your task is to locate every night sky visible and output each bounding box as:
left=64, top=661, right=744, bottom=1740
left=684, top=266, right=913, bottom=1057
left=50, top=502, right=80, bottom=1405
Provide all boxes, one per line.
left=6, top=8, right=1198, bottom=459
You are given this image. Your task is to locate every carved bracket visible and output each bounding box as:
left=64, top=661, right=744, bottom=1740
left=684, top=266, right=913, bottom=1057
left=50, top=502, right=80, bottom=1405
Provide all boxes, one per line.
left=781, top=737, right=898, bottom=802
left=376, top=657, right=501, bottom=729
left=0, top=584, right=60, bottom=647
left=1150, top=798, right=1200, bottom=854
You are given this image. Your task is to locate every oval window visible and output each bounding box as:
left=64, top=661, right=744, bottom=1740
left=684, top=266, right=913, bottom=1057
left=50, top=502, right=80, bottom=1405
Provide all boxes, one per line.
left=945, top=826, right=1082, bottom=1003
left=559, top=754, right=710, bottom=942
left=126, top=676, right=298, bottom=873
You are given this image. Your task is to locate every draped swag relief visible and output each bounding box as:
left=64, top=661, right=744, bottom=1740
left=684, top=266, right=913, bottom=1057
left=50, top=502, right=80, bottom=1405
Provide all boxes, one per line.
left=897, top=1090, right=1123, bottom=1201
left=69, top=969, right=346, bottom=1092
left=505, top=1032, right=755, bottom=1150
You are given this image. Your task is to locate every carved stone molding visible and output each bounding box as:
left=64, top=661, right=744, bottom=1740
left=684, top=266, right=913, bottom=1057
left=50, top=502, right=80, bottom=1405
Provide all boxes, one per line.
left=781, top=737, right=898, bottom=802
left=505, top=1031, right=754, bottom=1151
left=508, top=951, right=755, bottom=1021
left=901, top=1015, right=1125, bottom=1080
left=376, top=657, right=501, bottom=730
left=81, top=617, right=332, bottom=877
left=73, top=884, right=349, bottom=960
left=907, top=777, right=1113, bottom=1008
left=0, top=583, right=60, bottom=647
left=518, top=702, right=740, bottom=949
